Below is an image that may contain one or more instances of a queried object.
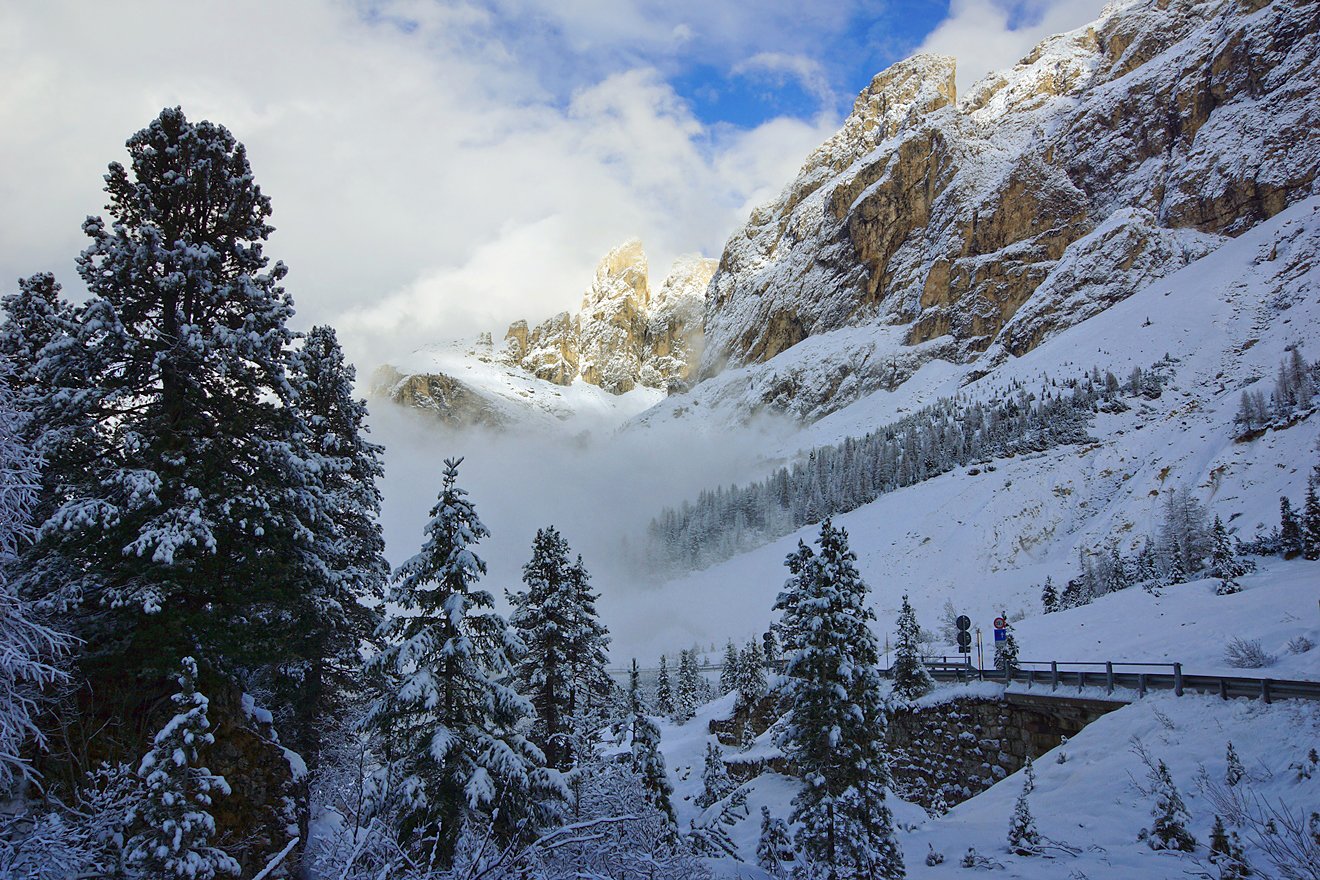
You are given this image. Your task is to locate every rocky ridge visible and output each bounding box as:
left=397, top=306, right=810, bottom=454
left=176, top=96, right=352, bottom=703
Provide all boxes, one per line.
left=694, top=0, right=1320, bottom=421
left=374, top=241, right=714, bottom=427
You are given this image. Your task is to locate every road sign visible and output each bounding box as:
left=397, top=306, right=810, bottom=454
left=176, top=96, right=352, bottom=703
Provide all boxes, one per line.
left=955, top=615, right=971, bottom=631
left=994, top=628, right=1006, bottom=642
left=993, top=616, right=1006, bottom=630
left=956, top=630, right=972, bottom=652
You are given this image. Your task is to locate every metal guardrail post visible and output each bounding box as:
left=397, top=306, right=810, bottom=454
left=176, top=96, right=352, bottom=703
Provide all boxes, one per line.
left=1220, top=679, right=1228, bottom=700
left=1051, top=661, right=1058, bottom=692
left=1261, top=679, right=1271, bottom=705
left=1138, top=673, right=1147, bottom=698
left=1173, top=662, right=1183, bottom=697
left=1106, top=661, right=1114, bottom=695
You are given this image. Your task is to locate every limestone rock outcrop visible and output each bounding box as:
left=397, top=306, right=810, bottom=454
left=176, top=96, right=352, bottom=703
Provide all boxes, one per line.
left=496, top=240, right=716, bottom=394
left=697, top=0, right=1320, bottom=418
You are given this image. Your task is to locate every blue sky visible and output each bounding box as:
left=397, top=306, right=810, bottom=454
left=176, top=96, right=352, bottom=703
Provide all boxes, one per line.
left=1, top=0, right=1104, bottom=367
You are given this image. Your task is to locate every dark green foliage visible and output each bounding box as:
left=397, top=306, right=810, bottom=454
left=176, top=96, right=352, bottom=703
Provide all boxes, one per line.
left=364, top=459, right=560, bottom=864
left=630, top=711, right=675, bottom=831
left=1041, top=576, right=1059, bottom=613
left=508, top=526, right=612, bottom=770
left=775, top=519, right=903, bottom=880
left=1146, top=760, right=1196, bottom=852
left=892, top=594, right=934, bottom=700
left=16, top=108, right=330, bottom=762
left=1280, top=496, right=1303, bottom=557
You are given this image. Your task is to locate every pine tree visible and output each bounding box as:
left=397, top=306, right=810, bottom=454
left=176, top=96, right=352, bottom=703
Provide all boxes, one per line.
left=630, top=711, right=676, bottom=830
left=1006, top=757, right=1040, bottom=855
left=720, top=639, right=740, bottom=695
left=0, top=370, right=69, bottom=792
left=1303, top=470, right=1320, bottom=561
left=775, top=519, right=903, bottom=880
left=1159, top=486, right=1212, bottom=575
left=993, top=622, right=1020, bottom=680
left=281, top=324, right=387, bottom=762
left=1280, top=497, right=1304, bottom=557
left=735, top=637, right=767, bottom=711
left=675, top=648, right=700, bottom=722
left=1210, top=516, right=1247, bottom=594
left=1225, top=741, right=1245, bottom=787
left=763, top=628, right=780, bottom=666
left=655, top=654, right=674, bottom=716
left=1041, top=577, right=1059, bottom=614
left=364, top=459, right=561, bottom=863
left=1146, top=759, right=1196, bottom=852
left=1208, top=814, right=1251, bottom=878
left=508, top=527, right=611, bottom=770
left=0, top=272, right=72, bottom=398
left=697, top=741, right=734, bottom=809
left=125, top=657, right=240, bottom=879
left=892, top=594, right=934, bottom=700
left=757, top=805, right=795, bottom=876
left=17, top=108, right=331, bottom=737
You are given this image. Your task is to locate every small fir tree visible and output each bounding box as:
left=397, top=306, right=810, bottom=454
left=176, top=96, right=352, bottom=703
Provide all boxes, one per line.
left=892, top=594, right=935, bottom=700
left=697, top=741, right=734, bottom=809
left=1225, top=742, right=1245, bottom=787
left=757, top=805, right=795, bottom=876
left=628, top=658, right=642, bottom=715
left=1041, top=577, right=1059, bottom=614
left=125, top=657, right=239, bottom=879
left=993, top=621, right=1020, bottom=679
left=763, top=628, right=780, bottom=666
left=720, top=640, right=740, bottom=695
left=1208, top=814, right=1252, bottom=878
left=508, top=527, right=612, bottom=770
left=1146, top=760, right=1196, bottom=852
left=630, top=711, right=676, bottom=830
left=735, top=637, right=767, bottom=711
left=1303, top=470, right=1320, bottom=561
left=655, top=654, right=674, bottom=716
left=1279, top=496, right=1303, bottom=557
left=1007, top=757, right=1040, bottom=855
left=675, top=648, right=700, bottom=722
left=1210, top=516, right=1247, bottom=594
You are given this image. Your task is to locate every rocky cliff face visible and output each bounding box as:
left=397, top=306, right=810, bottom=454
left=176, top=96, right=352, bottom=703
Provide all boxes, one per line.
left=500, top=240, right=715, bottom=394
left=697, top=0, right=1320, bottom=416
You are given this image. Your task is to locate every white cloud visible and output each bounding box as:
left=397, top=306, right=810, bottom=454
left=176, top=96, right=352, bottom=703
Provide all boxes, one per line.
left=917, top=0, right=1109, bottom=97
left=0, top=1, right=836, bottom=372
left=731, top=52, right=837, bottom=107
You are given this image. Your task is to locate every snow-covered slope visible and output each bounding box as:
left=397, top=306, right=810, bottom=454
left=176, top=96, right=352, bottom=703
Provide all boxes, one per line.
left=611, top=197, right=1320, bottom=664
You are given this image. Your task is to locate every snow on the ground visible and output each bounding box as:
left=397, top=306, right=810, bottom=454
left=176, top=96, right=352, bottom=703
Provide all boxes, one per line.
left=902, top=692, right=1320, bottom=879
left=616, top=197, right=1320, bottom=664
left=649, top=683, right=1320, bottom=878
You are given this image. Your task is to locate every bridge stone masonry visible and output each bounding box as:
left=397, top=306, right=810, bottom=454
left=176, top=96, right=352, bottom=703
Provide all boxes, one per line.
left=709, top=659, right=1320, bottom=813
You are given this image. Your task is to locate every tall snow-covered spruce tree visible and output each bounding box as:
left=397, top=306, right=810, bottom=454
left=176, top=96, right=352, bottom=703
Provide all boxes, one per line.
left=365, top=458, right=561, bottom=864
left=16, top=107, right=333, bottom=755
left=774, top=519, right=903, bottom=880
left=282, top=324, right=388, bottom=762
left=508, top=525, right=612, bottom=770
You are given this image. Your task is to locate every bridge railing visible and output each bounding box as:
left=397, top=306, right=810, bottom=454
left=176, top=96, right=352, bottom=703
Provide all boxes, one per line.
left=888, top=659, right=1320, bottom=704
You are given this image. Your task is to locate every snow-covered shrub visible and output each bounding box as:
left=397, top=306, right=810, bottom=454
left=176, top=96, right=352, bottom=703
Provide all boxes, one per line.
left=925, top=843, right=945, bottom=866
left=1142, top=760, right=1196, bottom=852
left=1287, top=635, right=1315, bottom=654
left=1223, top=638, right=1277, bottom=669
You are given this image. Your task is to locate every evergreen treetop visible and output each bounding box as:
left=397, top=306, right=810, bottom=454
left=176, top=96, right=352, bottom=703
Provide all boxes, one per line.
left=892, top=593, right=934, bottom=701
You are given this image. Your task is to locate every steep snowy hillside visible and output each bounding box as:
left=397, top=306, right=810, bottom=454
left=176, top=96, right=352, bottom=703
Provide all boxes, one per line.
left=611, top=197, right=1320, bottom=662
left=694, top=0, right=1319, bottom=421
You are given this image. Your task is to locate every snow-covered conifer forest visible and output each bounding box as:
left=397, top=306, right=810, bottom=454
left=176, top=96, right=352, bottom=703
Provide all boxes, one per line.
left=3, top=0, right=1320, bottom=877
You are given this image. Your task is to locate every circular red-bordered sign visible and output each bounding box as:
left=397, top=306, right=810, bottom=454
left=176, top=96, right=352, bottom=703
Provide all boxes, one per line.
left=993, top=617, right=1006, bottom=629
